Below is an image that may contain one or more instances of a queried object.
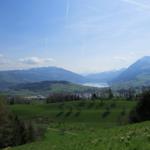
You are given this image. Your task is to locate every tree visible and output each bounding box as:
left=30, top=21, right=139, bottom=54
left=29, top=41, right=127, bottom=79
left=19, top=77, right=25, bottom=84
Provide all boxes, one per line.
left=129, top=91, right=150, bottom=123
left=91, top=93, right=97, bottom=100
left=0, top=96, right=36, bottom=148
left=108, top=88, right=113, bottom=99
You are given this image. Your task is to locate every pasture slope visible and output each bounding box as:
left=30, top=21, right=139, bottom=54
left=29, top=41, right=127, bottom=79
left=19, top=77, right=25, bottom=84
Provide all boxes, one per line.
left=6, top=100, right=150, bottom=150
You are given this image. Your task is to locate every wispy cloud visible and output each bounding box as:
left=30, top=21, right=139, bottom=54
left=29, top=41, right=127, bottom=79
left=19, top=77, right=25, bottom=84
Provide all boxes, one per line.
left=0, top=56, right=56, bottom=70
left=19, top=57, right=55, bottom=65
left=121, top=0, right=150, bottom=10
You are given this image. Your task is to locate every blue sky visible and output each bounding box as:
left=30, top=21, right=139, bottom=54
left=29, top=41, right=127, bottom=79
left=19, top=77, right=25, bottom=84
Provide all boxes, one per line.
left=0, top=0, right=150, bottom=73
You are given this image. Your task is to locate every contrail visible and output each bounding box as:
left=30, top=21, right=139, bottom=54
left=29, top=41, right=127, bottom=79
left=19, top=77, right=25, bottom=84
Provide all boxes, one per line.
left=66, top=0, right=70, bottom=23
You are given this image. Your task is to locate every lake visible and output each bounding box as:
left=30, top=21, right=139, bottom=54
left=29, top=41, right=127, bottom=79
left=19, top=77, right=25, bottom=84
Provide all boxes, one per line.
left=82, top=82, right=109, bottom=88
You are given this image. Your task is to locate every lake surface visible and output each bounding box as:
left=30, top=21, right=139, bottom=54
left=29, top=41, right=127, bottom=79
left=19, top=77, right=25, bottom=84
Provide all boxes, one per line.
left=83, top=82, right=109, bottom=88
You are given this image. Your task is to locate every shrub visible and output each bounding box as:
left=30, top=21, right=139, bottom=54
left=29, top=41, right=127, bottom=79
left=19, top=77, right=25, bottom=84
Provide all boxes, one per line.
left=87, top=102, right=95, bottom=109
left=101, top=111, right=110, bottom=118
left=121, top=108, right=126, bottom=116
left=78, top=101, right=86, bottom=108
left=74, top=111, right=81, bottom=117
left=56, top=111, right=64, bottom=117
left=65, top=107, right=73, bottom=117
left=110, top=102, right=116, bottom=108
left=101, top=107, right=110, bottom=118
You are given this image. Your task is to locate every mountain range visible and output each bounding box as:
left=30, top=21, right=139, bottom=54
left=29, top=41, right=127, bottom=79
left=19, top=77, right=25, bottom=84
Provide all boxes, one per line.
left=0, top=56, right=150, bottom=91
left=0, top=67, right=86, bottom=89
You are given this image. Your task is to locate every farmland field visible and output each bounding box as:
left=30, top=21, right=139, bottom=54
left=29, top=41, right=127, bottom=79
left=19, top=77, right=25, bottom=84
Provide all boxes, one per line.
left=7, top=100, right=150, bottom=150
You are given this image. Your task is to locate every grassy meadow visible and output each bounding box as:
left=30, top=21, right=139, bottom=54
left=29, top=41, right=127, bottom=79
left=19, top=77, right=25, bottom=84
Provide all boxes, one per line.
left=4, top=99, right=150, bottom=150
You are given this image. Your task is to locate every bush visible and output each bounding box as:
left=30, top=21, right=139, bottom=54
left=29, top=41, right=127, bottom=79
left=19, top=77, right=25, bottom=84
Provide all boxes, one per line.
left=77, top=101, right=86, bottom=108
left=101, top=107, right=110, bottom=118
left=129, top=91, right=150, bottom=123
left=87, top=102, right=95, bottom=109
left=74, top=111, right=81, bottom=117
left=56, top=111, right=64, bottom=117
left=110, top=102, right=116, bottom=108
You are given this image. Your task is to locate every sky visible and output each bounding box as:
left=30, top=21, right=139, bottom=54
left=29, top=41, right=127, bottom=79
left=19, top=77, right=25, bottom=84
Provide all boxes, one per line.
left=0, top=0, right=150, bottom=73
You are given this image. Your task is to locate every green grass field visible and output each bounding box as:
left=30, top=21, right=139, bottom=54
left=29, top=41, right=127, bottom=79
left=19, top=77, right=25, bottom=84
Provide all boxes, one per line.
left=6, top=100, right=150, bottom=150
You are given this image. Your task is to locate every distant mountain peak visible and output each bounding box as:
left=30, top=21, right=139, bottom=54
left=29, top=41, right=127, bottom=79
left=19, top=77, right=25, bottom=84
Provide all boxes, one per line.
left=137, top=56, right=150, bottom=62
left=131, top=56, right=150, bottom=68
left=111, top=56, right=150, bottom=88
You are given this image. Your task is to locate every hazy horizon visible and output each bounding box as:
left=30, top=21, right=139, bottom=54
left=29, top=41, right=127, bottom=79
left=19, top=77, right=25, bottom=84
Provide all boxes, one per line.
left=0, top=0, right=150, bottom=73
left=0, top=64, right=126, bottom=74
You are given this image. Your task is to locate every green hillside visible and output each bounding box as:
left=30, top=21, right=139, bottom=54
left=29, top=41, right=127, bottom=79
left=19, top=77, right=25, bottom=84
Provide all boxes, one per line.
left=7, top=100, right=148, bottom=150
left=10, top=121, right=150, bottom=150
left=7, top=81, right=101, bottom=96
left=10, top=100, right=135, bottom=126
